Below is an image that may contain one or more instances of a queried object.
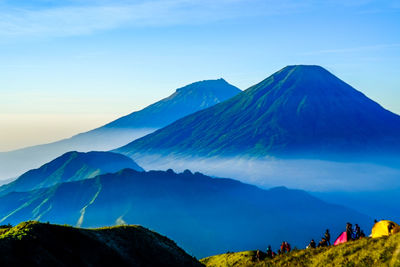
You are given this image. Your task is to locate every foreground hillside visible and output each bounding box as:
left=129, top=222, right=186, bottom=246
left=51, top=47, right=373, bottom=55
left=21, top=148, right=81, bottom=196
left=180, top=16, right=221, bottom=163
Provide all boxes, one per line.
left=0, top=221, right=202, bottom=267
left=201, top=234, right=400, bottom=267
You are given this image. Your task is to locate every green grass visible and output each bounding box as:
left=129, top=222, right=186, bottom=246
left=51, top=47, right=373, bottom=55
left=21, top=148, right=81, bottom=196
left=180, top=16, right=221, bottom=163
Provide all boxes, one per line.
left=202, top=251, right=257, bottom=267
left=0, top=221, right=203, bottom=267
left=201, top=233, right=400, bottom=267
left=0, top=221, right=38, bottom=240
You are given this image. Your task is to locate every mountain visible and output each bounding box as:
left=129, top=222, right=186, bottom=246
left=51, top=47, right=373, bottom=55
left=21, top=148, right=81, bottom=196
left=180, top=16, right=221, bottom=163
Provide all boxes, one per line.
left=116, top=65, right=400, bottom=162
left=201, top=232, right=400, bottom=266
left=0, top=79, right=241, bottom=180
left=0, top=221, right=202, bottom=267
left=0, top=177, right=16, bottom=186
left=102, top=78, right=241, bottom=129
left=0, top=151, right=143, bottom=196
left=0, top=168, right=370, bottom=258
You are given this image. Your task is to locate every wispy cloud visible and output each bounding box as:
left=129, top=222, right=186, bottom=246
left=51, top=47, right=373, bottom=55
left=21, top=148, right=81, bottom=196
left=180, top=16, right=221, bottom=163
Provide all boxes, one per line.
left=300, top=43, right=400, bottom=56
left=2, top=0, right=397, bottom=39
left=0, top=0, right=309, bottom=39
left=0, top=0, right=398, bottom=39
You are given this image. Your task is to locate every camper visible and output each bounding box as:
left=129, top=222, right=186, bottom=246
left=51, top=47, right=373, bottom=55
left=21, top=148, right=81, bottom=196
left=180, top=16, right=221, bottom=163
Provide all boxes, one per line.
left=371, top=220, right=400, bottom=238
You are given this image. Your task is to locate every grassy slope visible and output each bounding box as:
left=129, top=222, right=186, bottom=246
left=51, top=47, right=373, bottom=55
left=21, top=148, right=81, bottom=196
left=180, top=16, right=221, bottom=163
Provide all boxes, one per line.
left=0, top=221, right=203, bottom=267
left=201, top=233, right=400, bottom=267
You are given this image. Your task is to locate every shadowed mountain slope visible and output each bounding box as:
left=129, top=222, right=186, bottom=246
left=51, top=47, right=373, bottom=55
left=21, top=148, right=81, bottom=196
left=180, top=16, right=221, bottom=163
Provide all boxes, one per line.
left=0, top=168, right=370, bottom=258
left=0, top=221, right=202, bottom=267
left=0, top=151, right=142, bottom=196
left=117, top=65, right=400, bottom=162
left=0, top=79, right=241, bottom=180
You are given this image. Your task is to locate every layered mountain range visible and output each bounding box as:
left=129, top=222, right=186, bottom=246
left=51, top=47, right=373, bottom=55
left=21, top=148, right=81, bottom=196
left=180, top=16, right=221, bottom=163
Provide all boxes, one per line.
left=0, top=79, right=240, bottom=180
left=0, top=151, right=142, bottom=196
left=0, top=64, right=397, bottom=259
left=0, top=163, right=370, bottom=257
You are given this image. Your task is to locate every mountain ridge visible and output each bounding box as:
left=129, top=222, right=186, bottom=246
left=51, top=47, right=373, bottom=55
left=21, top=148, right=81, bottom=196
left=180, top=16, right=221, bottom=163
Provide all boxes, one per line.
left=201, top=231, right=400, bottom=266
left=0, top=79, right=241, bottom=180
left=102, top=78, right=240, bottom=129
left=0, top=221, right=202, bottom=267
left=0, top=151, right=142, bottom=196
left=116, top=65, right=400, bottom=161
left=0, top=167, right=370, bottom=257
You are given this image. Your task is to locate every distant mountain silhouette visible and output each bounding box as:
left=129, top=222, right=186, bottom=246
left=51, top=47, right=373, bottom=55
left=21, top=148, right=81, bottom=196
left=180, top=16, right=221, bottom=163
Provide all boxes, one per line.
left=102, top=78, right=241, bottom=129
left=0, top=151, right=142, bottom=196
left=0, top=168, right=370, bottom=258
left=116, top=65, right=400, bottom=162
left=0, top=79, right=241, bottom=180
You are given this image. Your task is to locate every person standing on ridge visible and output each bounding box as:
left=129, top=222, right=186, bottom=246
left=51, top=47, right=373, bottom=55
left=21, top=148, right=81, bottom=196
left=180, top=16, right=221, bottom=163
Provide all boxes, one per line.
left=355, top=224, right=361, bottom=239
left=324, top=229, right=331, bottom=245
left=308, top=239, right=316, bottom=249
left=285, top=242, right=291, bottom=252
left=266, top=245, right=273, bottom=258
left=280, top=242, right=286, bottom=253
left=346, top=222, right=353, bottom=241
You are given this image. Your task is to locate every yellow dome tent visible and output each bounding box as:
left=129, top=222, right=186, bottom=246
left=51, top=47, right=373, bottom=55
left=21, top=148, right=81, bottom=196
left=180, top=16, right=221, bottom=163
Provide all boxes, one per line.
left=371, top=220, right=400, bottom=238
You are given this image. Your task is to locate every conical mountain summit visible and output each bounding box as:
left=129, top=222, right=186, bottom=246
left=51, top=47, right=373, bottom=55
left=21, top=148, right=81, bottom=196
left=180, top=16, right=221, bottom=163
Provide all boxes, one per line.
left=117, top=65, right=400, bottom=161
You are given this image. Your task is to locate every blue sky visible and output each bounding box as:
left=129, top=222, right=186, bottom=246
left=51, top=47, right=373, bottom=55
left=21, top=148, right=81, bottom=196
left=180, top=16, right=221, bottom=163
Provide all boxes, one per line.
left=1, top=0, right=400, bottom=151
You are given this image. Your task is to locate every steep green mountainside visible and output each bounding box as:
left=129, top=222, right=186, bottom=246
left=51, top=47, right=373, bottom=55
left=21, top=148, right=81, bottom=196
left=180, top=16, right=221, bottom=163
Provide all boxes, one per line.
left=117, top=65, right=400, bottom=162
left=0, top=79, right=240, bottom=181
left=0, top=221, right=202, bottom=267
left=0, top=168, right=370, bottom=258
left=201, top=233, right=400, bottom=267
left=0, top=151, right=143, bottom=196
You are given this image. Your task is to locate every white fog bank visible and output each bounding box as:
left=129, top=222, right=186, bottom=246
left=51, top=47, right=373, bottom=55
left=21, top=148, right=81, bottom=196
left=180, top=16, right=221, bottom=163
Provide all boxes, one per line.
left=133, top=155, right=400, bottom=192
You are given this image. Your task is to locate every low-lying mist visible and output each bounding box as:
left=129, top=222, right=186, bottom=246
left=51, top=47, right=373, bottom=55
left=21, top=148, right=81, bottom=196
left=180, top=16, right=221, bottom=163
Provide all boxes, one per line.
left=132, top=154, right=400, bottom=192
left=132, top=154, right=400, bottom=221
left=0, top=128, right=156, bottom=181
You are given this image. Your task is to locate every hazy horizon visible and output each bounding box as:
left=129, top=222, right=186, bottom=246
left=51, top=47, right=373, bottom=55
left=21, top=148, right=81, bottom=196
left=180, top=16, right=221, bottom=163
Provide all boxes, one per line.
left=1, top=2, right=400, bottom=265
left=1, top=0, right=400, bottom=151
